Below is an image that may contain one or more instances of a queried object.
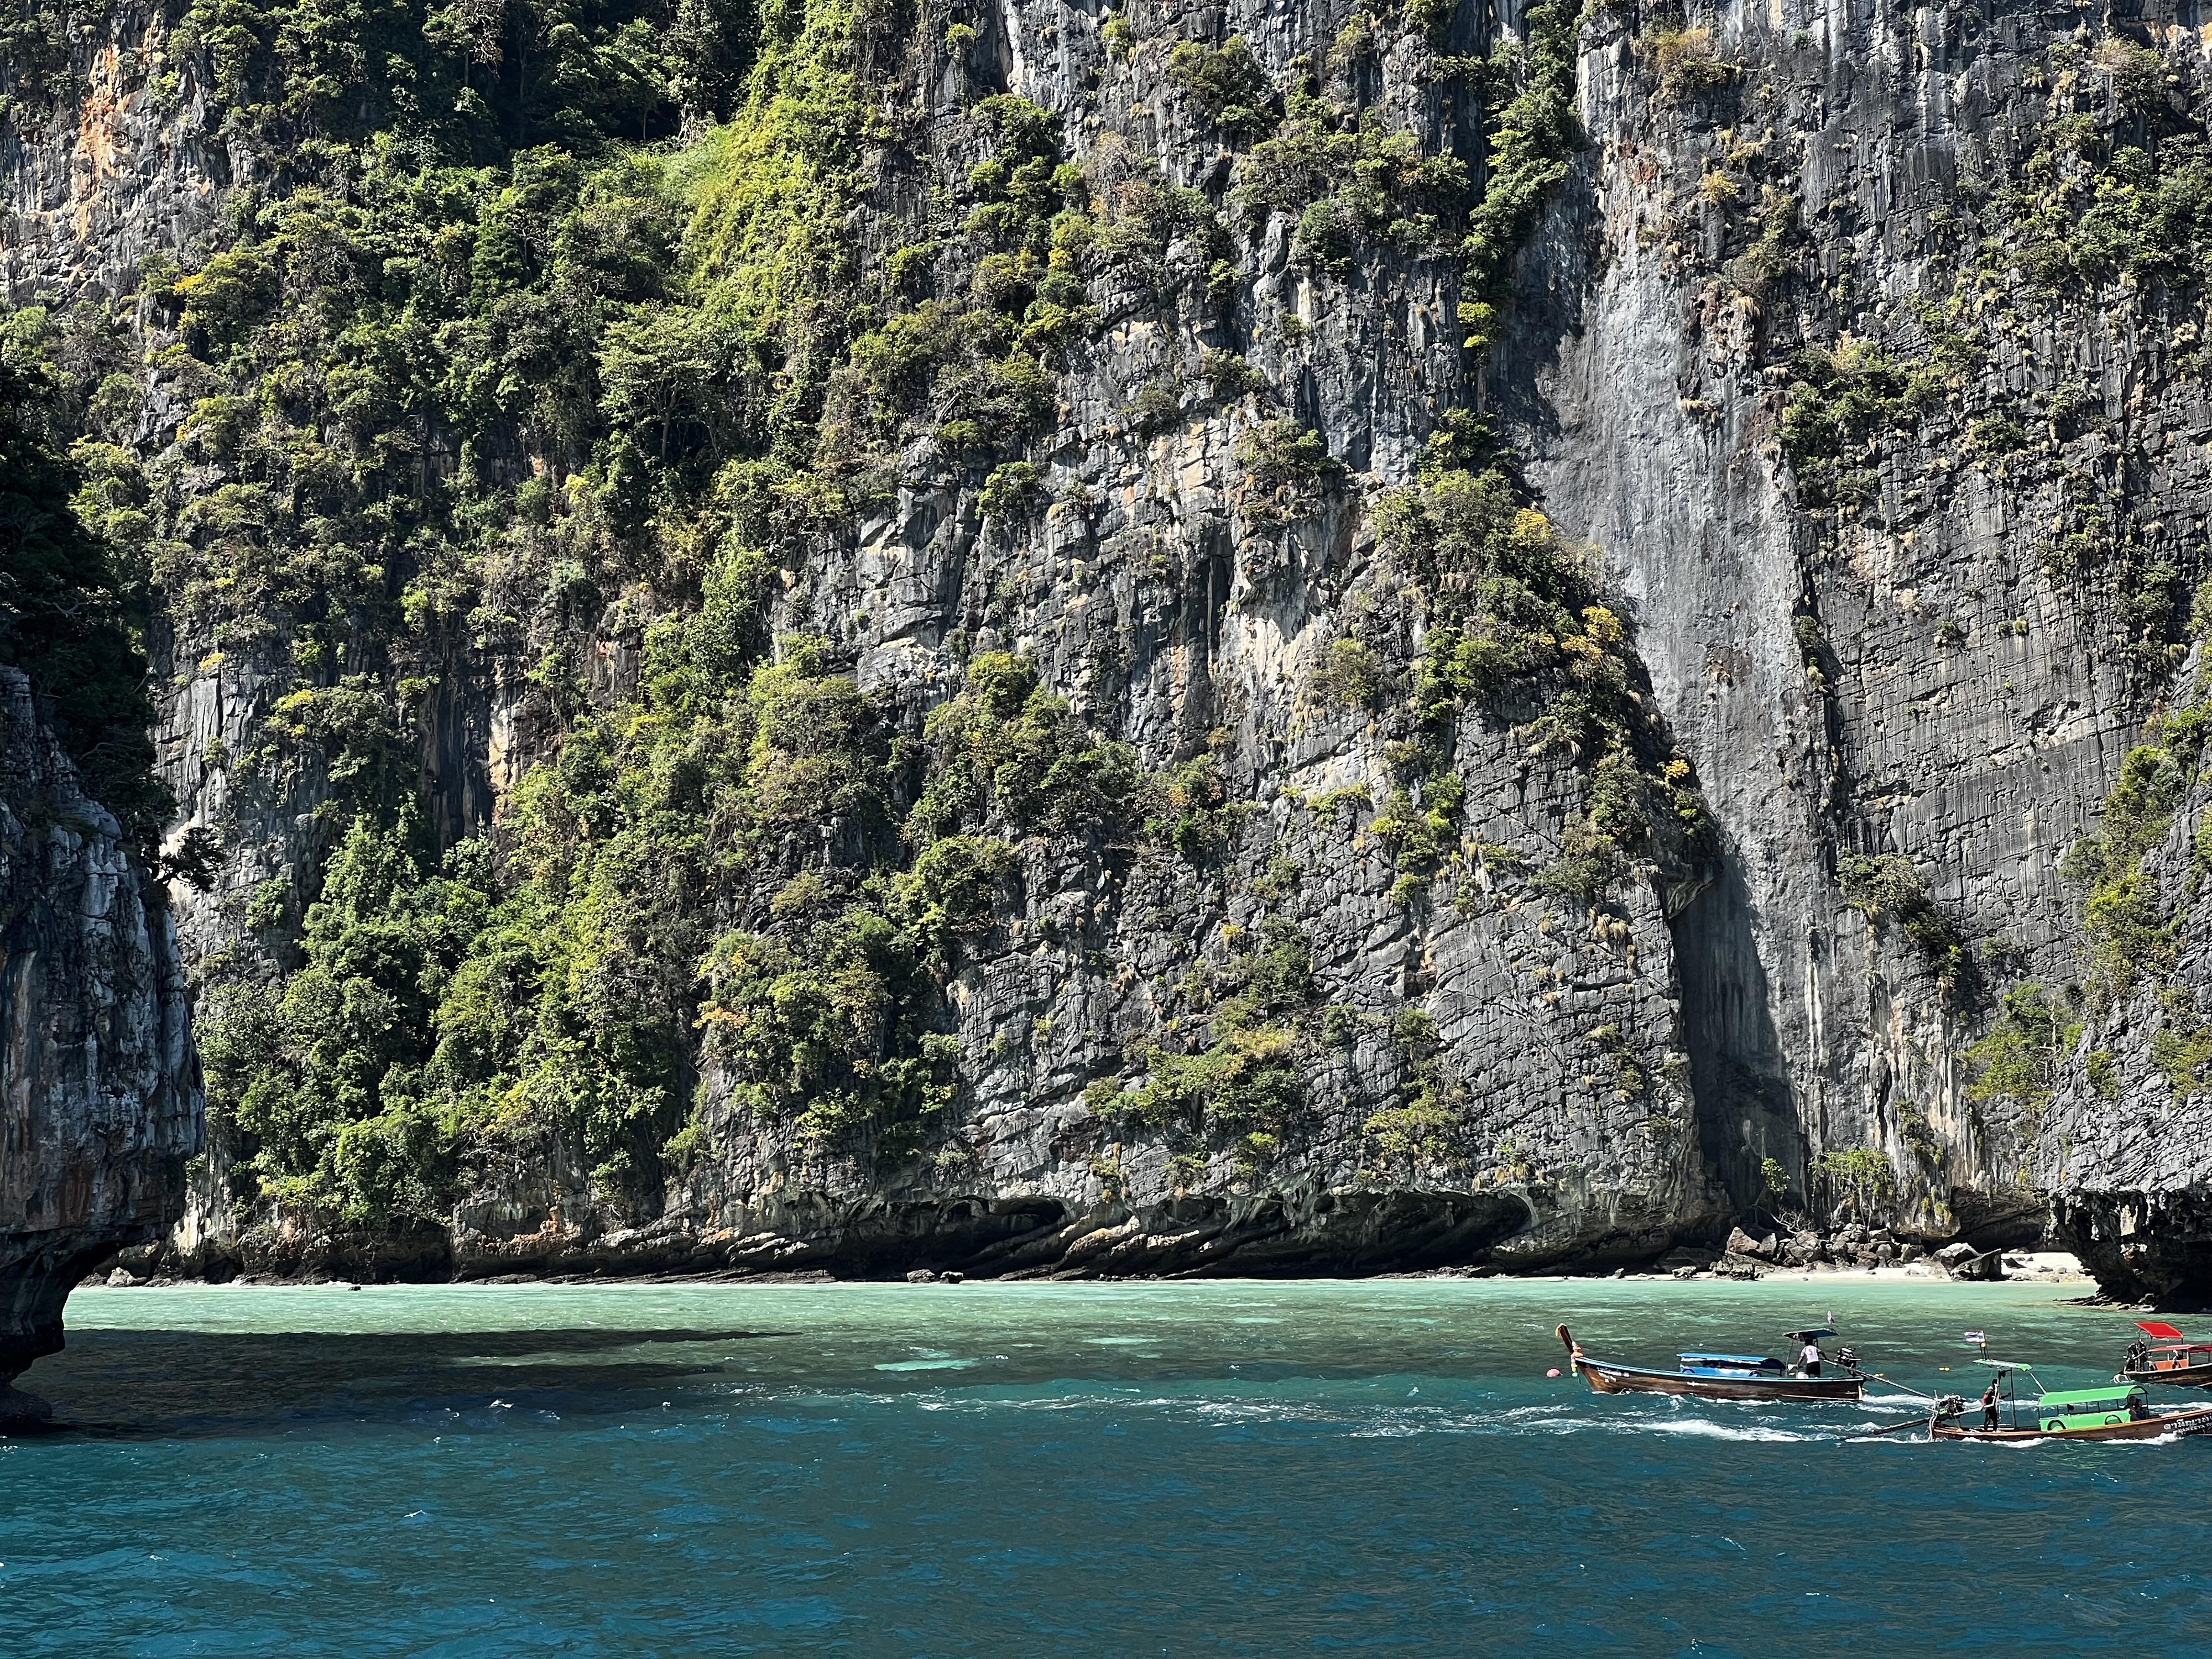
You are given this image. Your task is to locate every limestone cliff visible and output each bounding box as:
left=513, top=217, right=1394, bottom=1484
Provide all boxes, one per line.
left=1519, top=2, right=2212, bottom=1295
left=0, top=669, right=199, bottom=1389
left=12, top=0, right=2212, bottom=1292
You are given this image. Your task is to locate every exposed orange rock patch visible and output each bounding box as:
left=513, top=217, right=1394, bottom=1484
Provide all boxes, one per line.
left=71, top=43, right=127, bottom=244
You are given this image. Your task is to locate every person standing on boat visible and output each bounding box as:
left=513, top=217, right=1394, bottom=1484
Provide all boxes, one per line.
left=1799, top=1336, right=1823, bottom=1378
left=1980, top=1383, right=2000, bottom=1430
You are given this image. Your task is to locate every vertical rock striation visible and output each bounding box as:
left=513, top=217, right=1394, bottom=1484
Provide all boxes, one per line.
left=1512, top=0, right=2212, bottom=1284
left=0, top=669, right=199, bottom=1389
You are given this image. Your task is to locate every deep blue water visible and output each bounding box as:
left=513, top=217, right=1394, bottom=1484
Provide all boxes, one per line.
left=3, top=1276, right=2204, bottom=1655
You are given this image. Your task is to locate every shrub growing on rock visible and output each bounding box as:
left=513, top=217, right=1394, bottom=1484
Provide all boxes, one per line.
left=1167, top=36, right=1278, bottom=139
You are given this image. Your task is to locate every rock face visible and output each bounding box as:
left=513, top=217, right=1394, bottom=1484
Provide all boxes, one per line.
left=1521, top=4, right=2184, bottom=1241
left=13, top=0, right=2212, bottom=1292
left=0, top=669, right=199, bottom=1382
left=1512, top=1, right=2212, bottom=1292
left=2039, top=648, right=2212, bottom=1303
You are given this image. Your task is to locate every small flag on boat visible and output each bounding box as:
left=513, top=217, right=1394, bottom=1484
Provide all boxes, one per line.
left=1964, top=1331, right=1986, bottom=1345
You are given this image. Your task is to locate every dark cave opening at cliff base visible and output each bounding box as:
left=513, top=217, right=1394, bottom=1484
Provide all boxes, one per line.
left=2053, top=1194, right=2212, bottom=1309
left=1115, top=1188, right=1537, bottom=1279
left=0, top=1239, right=150, bottom=1386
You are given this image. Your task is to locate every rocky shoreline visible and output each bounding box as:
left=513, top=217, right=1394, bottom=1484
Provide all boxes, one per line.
left=79, top=1248, right=2100, bottom=1293
left=112, top=1177, right=2069, bottom=1289
left=93, top=1225, right=2091, bottom=1291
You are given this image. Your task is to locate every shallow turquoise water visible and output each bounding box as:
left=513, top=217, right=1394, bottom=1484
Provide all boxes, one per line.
left=3, top=1276, right=2203, bottom=1655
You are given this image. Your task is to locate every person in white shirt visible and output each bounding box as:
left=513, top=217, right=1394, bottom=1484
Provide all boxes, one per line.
left=1799, top=1338, right=1823, bottom=1378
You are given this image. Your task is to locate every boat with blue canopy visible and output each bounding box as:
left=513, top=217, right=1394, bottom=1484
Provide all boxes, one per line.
left=1557, top=1324, right=1864, bottom=1401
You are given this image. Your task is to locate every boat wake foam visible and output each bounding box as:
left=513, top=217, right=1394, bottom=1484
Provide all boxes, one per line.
left=1626, top=1417, right=1812, bottom=1443
left=759, top=1385, right=1906, bottom=1446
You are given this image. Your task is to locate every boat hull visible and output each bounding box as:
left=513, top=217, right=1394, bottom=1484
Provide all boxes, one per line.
left=1574, top=1358, right=1862, bottom=1402
left=1936, top=1407, right=2212, bottom=1442
left=2124, top=1361, right=2212, bottom=1389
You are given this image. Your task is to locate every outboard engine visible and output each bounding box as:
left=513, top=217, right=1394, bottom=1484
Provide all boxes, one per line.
left=1837, top=1345, right=1859, bottom=1374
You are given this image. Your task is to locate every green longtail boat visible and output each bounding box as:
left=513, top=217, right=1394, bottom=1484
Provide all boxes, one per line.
left=1928, top=1363, right=2212, bottom=1442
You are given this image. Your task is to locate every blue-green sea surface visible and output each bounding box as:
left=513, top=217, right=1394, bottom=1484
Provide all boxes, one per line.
left=3, top=1276, right=2203, bottom=1655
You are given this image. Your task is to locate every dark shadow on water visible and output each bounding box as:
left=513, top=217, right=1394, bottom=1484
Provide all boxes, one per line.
left=8, top=1327, right=796, bottom=1442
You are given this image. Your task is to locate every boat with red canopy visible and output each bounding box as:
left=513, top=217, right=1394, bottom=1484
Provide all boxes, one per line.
left=2121, top=1322, right=2212, bottom=1389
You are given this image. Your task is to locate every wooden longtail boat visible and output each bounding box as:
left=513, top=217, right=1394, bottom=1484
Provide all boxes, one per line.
left=1556, top=1324, right=1864, bottom=1402
left=2120, top=1321, right=2212, bottom=1389
left=1933, top=1407, right=2212, bottom=1442
left=1929, top=1364, right=2212, bottom=1442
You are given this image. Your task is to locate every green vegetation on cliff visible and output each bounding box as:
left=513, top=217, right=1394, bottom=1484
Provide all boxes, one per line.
left=9, top=0, right=1690, bottom=1243
left=113, top=0, right=957, bottom=1216
left=1455, top=0, right=1582, bottom=348
left=2062, top=701, right=2212, bottom=1006
left=1371, top=430, right=1707, bottom=904
left=0, top=330, right=169, bottom=851
left=198, top=809, right=490, bottom=1221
